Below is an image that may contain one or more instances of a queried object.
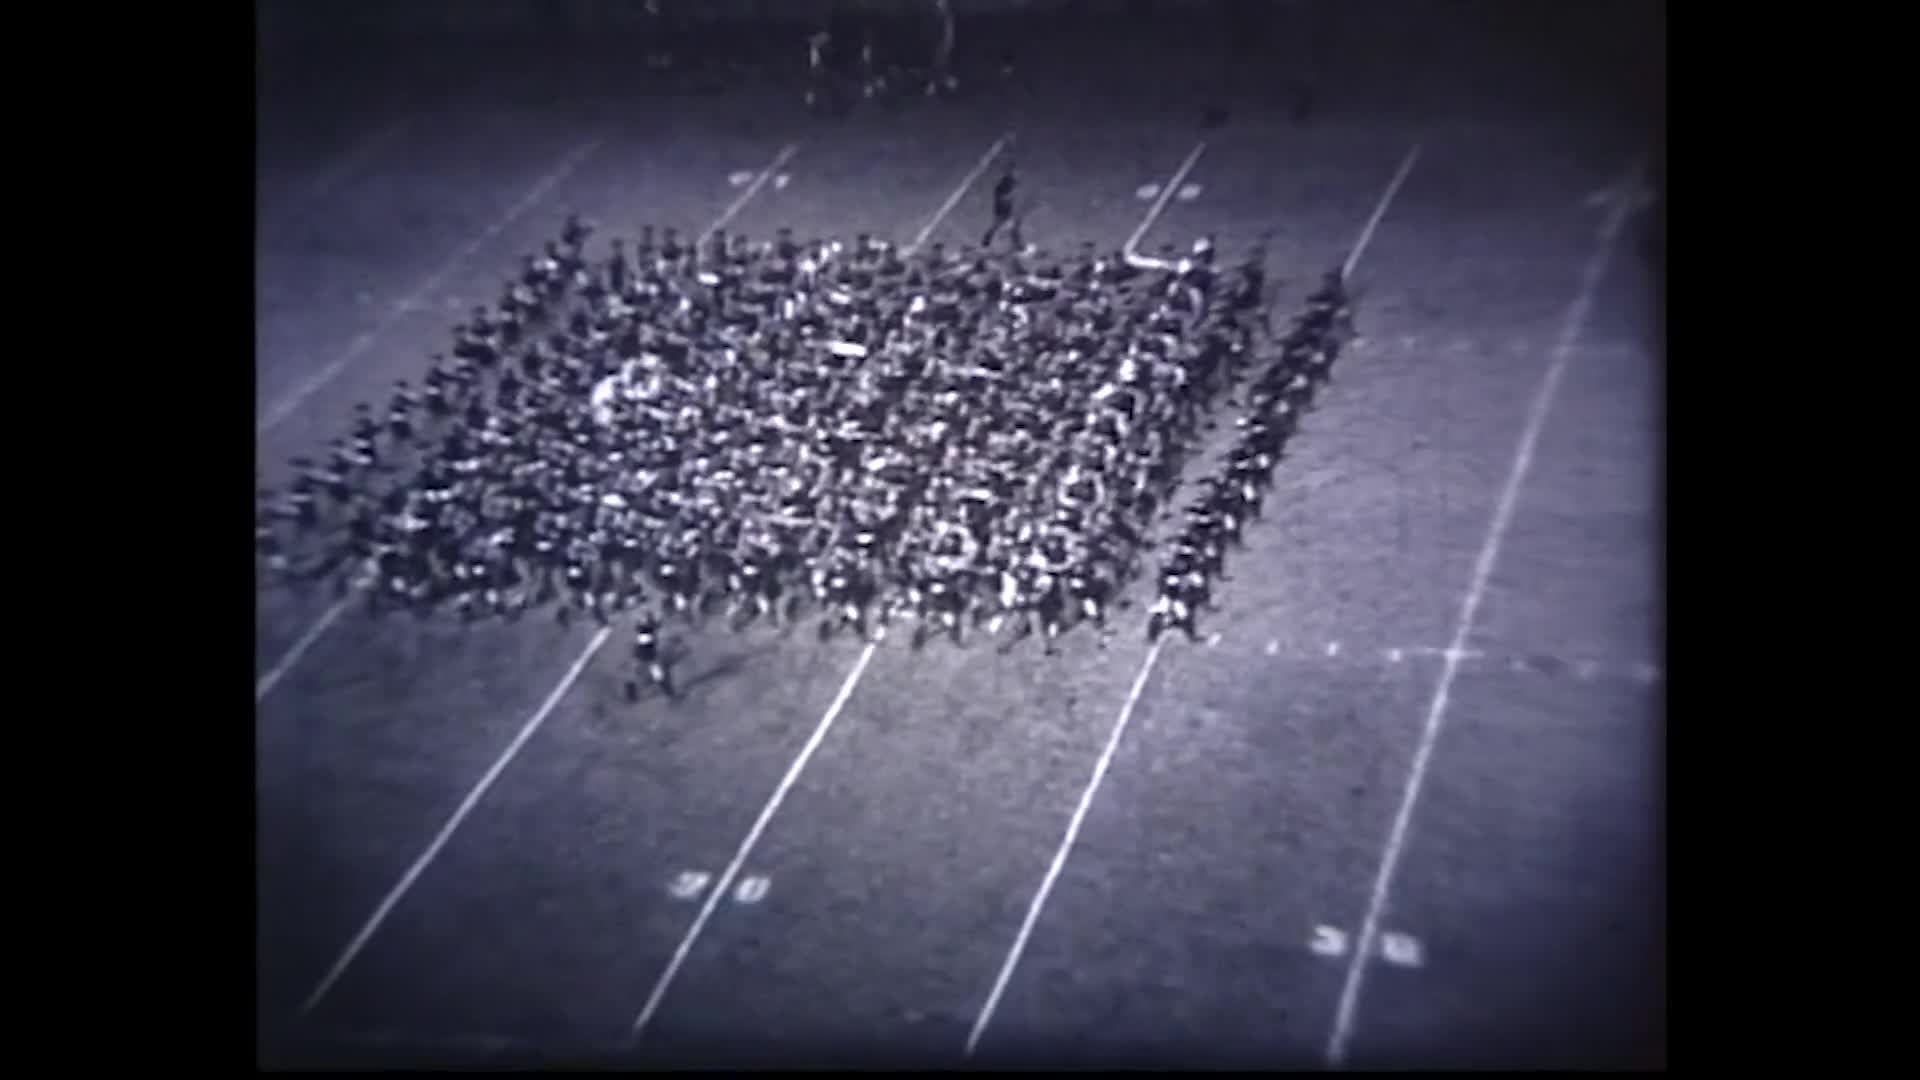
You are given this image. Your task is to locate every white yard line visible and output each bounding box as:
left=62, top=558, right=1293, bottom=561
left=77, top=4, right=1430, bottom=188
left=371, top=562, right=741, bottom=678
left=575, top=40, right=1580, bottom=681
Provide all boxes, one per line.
left=297, top=625, right=612, bottom=1017
left=254, top=143, right=798, bottom=704
left=288, top=152, right=802, bottom=1016
left=1322, top=156, right=1649, bottom=1069
left=1342, top=144, right=1423, bottom=281
left=1122, top=141, right=1208, bottom=270
left=965, top=637, right=1165, bottom=1057
left=625, top=641, right=879, bottom=1045
left=256, top=138, right=603, bottom=437
left=255, top=590, right=356, bottom=704
left=261, top=116, right=413, bottom=235
left=964, top=140, right=1426, bottom=1060
left=906, top=133, right=1016, bottom=255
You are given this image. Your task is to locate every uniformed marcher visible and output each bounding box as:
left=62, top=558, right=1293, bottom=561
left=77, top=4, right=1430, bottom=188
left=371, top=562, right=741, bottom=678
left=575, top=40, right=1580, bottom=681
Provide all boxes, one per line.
left=625, top=607, right=676, bottom=702
left=982, top=164, right=1022, bottom=250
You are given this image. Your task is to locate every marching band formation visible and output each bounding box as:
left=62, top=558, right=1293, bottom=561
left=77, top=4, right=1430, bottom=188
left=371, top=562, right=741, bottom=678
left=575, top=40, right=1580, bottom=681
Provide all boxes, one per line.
left=257, top=208, right=1354, bottom=700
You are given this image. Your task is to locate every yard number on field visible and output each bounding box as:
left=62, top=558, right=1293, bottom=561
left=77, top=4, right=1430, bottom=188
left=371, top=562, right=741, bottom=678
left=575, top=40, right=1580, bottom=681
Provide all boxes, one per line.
left=1310, top=925, right=1348, bottom=957
left=1134, top=182, right=1203, bottom=202
left=727, top=169, right=790, bottom=191
left=667, top=869, right=771, bottom=905
left=1309, top=924, right=1425, bottom=968
left=1381, top=931, right=1424, bottom=968
left=668, top=870, right=711, bottom=900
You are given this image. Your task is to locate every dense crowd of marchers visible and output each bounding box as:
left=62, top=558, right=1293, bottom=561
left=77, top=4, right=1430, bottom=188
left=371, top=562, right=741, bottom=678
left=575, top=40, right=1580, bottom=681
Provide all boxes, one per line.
left=256, top=213, right=1354, bottom=701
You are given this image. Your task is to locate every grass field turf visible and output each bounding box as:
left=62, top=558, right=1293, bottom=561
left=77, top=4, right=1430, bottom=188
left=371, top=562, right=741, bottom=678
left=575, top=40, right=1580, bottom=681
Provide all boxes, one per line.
left=256, top=7, right=1662, bottom=1066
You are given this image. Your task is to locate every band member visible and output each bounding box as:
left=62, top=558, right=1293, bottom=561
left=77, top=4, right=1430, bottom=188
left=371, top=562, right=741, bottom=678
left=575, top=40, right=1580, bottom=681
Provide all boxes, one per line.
left=982, top=164, right=1022, bottom=250
left=625, top=608, right=677, bottom=702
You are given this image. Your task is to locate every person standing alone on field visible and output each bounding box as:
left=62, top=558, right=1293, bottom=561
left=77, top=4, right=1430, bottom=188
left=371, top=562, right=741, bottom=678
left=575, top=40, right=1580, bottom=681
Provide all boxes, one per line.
left=625, top=606, right=677, bottom=702
left=982, top=161, right=1023, bottom=250
left=929, top=0, right=958, bottom=95
left=805, top=26, right=833, bottom=111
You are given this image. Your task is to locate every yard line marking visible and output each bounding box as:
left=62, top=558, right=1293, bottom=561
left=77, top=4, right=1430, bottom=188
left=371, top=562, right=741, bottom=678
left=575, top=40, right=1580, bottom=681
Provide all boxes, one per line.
left=257, top=149, right=793, bottom=703
left=255, top=591, right=356, bottom=704
left=965, top=142, right=1425, bottom=1060
left=1123, top=141, right=1208, bottom=270
left=966, top=638, right=1165, bottom=1058
left=627, top=641, right=880, bottom=1045
left=298, top=626, right=613, bottom=1018
left=697, top=143, right=799, bottom=245
left=257, top=138, right=603, bottom=437
left=261, top=116, right=412, bottom=233
left=1341, top=143, right=1423, bottom=282
left=1323, top=156, right=1648, bottom=1069
left=906, top=132, right=1015, bottom=255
